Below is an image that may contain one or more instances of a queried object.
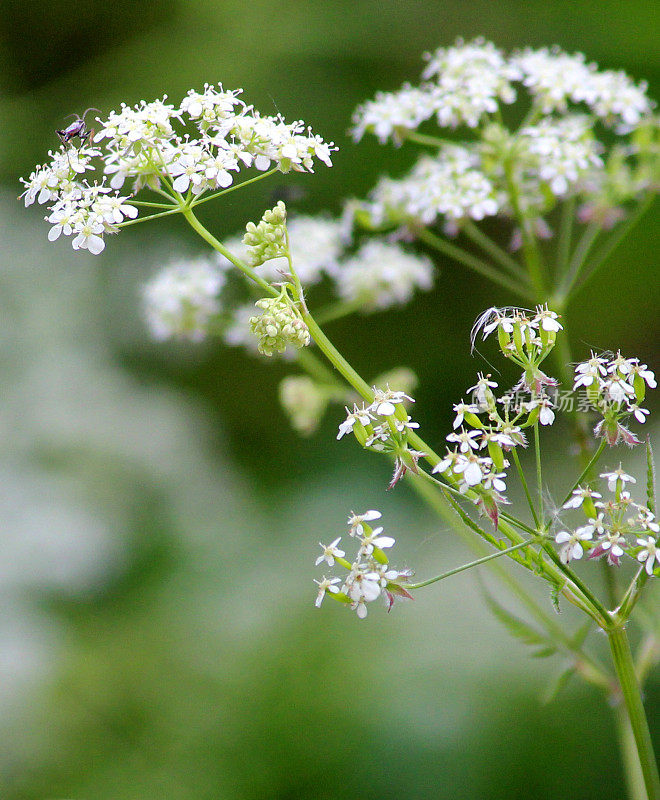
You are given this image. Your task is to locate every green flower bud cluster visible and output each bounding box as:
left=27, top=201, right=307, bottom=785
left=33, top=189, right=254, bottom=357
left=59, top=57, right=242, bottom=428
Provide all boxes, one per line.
left=243, top=201, right=288, bottom=266
left=249, top=294, right=310, bottom=356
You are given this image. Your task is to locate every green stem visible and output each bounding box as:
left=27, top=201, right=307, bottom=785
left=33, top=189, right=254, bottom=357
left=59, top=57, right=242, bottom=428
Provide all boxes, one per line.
left=511, top=447, right=541, bottom=529
left=534, top=423, right=544, bottom=522
left=407, top=538, right=536, bottom=589
left=403, top=131, right=463, bottom=149
left=181, top=207, right=274, bottom=295
left=315, top=298, right=368, bottom=325
left=559, top=220, right=602, bottom=300
left=414, top=227, right=533, bottom=300
left=608, top=626, right=660, bottom=800
left=615, top=704, right=651, bottom=800
left=190, top=168, right=280, bottom=208
left=556, top=196, right=576, bottom=284
left=118, top=206, right=183, bottom=227
left=461, top=220, right=528, bottom=280
left=503, top=158, right=547, bottom=298
left=558, top=439, right=607, bottom=510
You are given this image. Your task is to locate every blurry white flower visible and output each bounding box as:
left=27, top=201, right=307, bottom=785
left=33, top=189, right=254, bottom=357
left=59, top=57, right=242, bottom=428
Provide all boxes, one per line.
left=331, top=240, right=433, bottom=310
left=143, top=256, right=225, bottom=342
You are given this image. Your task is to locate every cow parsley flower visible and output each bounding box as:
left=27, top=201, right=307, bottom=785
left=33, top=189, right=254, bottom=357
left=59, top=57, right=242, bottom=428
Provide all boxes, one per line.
left=143, top=256, right=226, bottom=342
left=331, top=240, right=433, bottom=310
left=21, top=86, right=336, bottom=254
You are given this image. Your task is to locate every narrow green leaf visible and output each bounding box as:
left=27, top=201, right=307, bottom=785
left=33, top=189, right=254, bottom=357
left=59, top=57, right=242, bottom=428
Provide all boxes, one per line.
left=542, top=663, right=576, bottom=704
left=484, top=592, right=556, bottom=653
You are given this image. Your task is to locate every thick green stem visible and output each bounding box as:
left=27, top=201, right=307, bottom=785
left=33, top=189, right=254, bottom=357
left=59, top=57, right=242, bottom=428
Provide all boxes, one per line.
left=608, top=626, right=660, bottom=800
left=616, top=703, right=652, bottom=800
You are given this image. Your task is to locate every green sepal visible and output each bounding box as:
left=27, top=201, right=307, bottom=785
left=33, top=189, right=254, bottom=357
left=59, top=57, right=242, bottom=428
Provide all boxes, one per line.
left=331, top=591, right=352, bottom=605
left=497, top=325, right=511, bottom=354
left=526, top=404, right=541, bottom=426
left=633, top=374, right=647, bottom=404
left=487, top=441, right=505, bottom=471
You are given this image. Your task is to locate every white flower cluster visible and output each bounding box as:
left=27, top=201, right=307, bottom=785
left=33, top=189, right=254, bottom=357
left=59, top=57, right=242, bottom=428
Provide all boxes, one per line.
left=472, top=304, right=561, bottom=394
left=333, top=240, right=434, bottom=310
left=21, top=85, right=336, bottom=254
left=556, top=468, right=659, bottom=571
left=512, top=47, right=652, bottom=128
left=314, top=510, right=412, bottom=619
left=517, top=115, right=603, bottom=198
left=573, top=352, right=655, bottom=446
left=421, top=38, right=521, bottom=128
left=337, top=387, right=417, bottom=447
left=143, top=256, right=226, bottom=342
left=432, top=374, right=515, bottom=502
left=352, top=38, right=520, bottom=141
left=353, top=39, right=653, bottom=142
left=350, top=39, right=655, bottom=230
left=365, top=149, right=500, bottom=226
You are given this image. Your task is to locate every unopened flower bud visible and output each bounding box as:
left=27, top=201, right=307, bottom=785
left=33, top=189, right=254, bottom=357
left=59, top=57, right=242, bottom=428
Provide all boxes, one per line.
left=250, top=295, right=310, bottom=356
left=243, top=201, right=288, bottom=266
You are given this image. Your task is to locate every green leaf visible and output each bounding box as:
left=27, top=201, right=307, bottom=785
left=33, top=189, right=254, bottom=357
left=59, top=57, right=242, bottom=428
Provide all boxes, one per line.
left=484, top=592, right=557, bottom=658
left=542, top=663, right=576, bottom=704
left=550, top=584, right=562, bottom=614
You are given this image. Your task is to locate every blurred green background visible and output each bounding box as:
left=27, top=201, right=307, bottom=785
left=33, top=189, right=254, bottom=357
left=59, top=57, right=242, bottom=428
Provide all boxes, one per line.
left=0, top=1, right=658, bottom=798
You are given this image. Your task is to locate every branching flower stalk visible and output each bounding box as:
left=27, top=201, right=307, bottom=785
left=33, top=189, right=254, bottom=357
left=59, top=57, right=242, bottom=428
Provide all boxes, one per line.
left=21, top=41, right=659, bottom=800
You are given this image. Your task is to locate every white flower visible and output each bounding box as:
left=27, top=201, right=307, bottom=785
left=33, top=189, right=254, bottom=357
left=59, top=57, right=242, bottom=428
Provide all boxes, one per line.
left=555, top=528, right=593, bottom=563
left=467, top=373, right=498, bottom=406
left=573, top=354, right=608, bottom=389
left=636, top=537, right=659, bottom=576
left=331, top=240, right=433, bottom=311
left=370, top=387, right=414, bottom=417
left=71, top=215, right=106, bottom=255
left=563, top=486, right=602, bottom=509
left=315, top=537, right=345, bottom=567
left=337, top=404, right=373, bottom=440
left=628, top=405, right=650, bottom=424
left=452, top=452, right=487, bottom=488
left=358, top=527, right=396, bottom=557
left=143, top=256, right=225, bottom=342
left=537, top=396, right=555, bottom=426
left=533, top=304, right=563, bottom=332
left=347, top=510, right=383, bottom=538
left=446, top=428, right=481, bottom=453
left=600, top=467, right=636, bottom=493
left=313, top=576, right=341, bottom=607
